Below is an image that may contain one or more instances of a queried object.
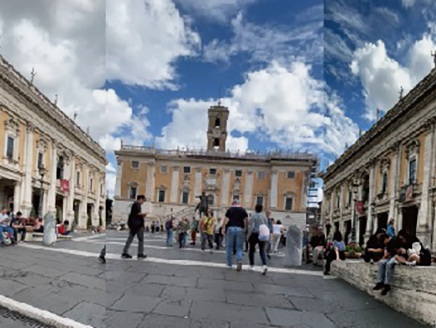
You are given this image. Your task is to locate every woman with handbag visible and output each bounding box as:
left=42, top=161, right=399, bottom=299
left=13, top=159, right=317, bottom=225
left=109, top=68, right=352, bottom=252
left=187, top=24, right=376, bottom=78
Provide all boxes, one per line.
left=248, top=204, right=269, bottom=274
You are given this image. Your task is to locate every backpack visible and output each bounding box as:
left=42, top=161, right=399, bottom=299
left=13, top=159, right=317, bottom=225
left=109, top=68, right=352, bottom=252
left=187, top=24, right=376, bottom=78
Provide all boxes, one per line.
left=2, top=232, right=12, bottom=245
left=259, top=224, right=270, bottom=241
left=165, top=220, right=172, bottom=230
left=420, top=247, right=432, bottom=266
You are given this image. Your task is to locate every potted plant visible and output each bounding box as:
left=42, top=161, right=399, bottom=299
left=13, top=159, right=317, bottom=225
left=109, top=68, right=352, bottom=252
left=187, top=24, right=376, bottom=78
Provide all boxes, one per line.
left=345, top=242, right=363, bottom=259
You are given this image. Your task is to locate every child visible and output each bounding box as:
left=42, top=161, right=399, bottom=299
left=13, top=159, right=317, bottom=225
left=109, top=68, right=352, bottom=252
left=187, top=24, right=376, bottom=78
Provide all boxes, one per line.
left=57, top=220, right=71, bottom=235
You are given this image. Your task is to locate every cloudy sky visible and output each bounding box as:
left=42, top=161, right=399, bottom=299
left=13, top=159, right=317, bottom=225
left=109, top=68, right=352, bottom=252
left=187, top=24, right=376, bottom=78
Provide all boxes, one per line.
left=0, top=0, right=435, bottom=197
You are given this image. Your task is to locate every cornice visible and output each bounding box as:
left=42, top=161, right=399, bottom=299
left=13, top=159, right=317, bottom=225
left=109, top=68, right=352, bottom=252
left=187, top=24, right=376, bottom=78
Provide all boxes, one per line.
left=325, top=68, right=436, bottom=180
left=0, top=55, right=105, bottom=163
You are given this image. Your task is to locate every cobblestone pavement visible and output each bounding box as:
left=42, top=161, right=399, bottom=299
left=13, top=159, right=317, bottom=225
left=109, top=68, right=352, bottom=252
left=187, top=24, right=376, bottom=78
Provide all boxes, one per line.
left=0, top=231, right=427, bottom=328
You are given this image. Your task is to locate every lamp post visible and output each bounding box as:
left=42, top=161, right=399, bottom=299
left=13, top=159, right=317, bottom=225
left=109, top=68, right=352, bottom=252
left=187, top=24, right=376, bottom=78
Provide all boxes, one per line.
left=351, top=181, right=359, bottom=243
left=38, top=165, right=46, bottom=218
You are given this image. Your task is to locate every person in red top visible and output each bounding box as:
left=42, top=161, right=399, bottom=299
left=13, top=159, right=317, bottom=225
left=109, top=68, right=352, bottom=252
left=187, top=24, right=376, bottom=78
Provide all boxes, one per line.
left=57, top=220, right=70, bottom=235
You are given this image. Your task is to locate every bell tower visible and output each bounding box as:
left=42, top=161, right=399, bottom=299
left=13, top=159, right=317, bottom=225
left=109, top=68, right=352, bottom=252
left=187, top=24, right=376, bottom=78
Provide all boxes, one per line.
left=207, top=103, right=229, bottom=151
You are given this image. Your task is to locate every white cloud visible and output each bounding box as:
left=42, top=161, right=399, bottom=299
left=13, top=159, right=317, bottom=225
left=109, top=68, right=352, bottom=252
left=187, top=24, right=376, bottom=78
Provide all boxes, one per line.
left=106, top=172, right=117, bottom=198
left=402, top=0, right=416, bottom=8
left=106, top=0, right=200, bottom=89
left=157, top=62, right=358, bottom=156
left=174, top=0, right=257, bottom=22
left=350, top=32, right=436, bottom=120
left=203, top=9, right=322, bottom=64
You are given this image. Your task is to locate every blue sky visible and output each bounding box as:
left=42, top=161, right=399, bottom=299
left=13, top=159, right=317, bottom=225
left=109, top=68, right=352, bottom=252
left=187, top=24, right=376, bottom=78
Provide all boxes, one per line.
left=0, top=0, right=435, bottom=197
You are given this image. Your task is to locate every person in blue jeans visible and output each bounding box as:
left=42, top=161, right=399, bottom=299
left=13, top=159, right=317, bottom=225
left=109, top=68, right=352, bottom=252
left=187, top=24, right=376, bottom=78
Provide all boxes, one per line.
left=222, top=201, right=248, bottom=271
left=0, top=208, right=15, bottom=245
left=386, top=219, right=395, bottom=238
left=165, top=217, right=174, bottom=247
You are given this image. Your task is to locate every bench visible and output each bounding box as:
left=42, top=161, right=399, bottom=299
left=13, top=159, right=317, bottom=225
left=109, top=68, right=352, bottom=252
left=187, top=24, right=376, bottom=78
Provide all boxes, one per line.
left=30, top=232, right=72, bottom=241
left=331, top=260, right=436, bottom=326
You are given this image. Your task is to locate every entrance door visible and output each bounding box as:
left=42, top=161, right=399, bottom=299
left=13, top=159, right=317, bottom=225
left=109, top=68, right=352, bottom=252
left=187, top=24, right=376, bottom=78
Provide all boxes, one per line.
left=87, top=204, right=94, bottom=227
left=359, top=216, right=367, bottom=246
left=73, top=200, right=80, bottom=225
left=377, top=212, right=388, bottom=230
left=402, top=206, right=419, bottom=237
left=55, top=195, right=64, bottom=223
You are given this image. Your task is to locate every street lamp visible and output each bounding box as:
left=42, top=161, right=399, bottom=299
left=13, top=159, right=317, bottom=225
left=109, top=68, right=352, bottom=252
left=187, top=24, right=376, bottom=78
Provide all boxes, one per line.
left=38, top=165, right=46, bottom=218
left=351, top=181, right=359, bottom=244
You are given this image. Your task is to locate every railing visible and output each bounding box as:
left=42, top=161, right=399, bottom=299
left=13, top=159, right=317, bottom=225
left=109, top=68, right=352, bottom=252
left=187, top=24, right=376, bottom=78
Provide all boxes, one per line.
left=120, top=145, right=318, bottom=162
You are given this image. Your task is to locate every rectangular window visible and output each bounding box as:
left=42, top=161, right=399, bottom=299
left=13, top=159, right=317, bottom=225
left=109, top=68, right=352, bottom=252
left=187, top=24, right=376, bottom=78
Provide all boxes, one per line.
left=256, top=196, right=264, bottom=206
left=184, top=166, right=191, bottom=174
left=409, top=159, right=417, bottom=185
left=210, top=168, right=217, bottom=175
left=37, top=152, right=43, bottom=169
left=182, top=191, right=189, bottom=204
left=90, top=178, right=93, bottom=191
left=132, top=161, right=139, bottom=169
left=130, top=187, right=137, bottom=200
left=235, top=170, right=242, bottom=177
left=348, top=189, right=352, bottom=205
left=76, top=172, right=80, bottom=185
left=6, top=136, right=14, bottom=159
left=382, top=173, right=388, bottom=194
left=158, top=190, right=166, bottom=203
left=161, top=165, right=168, bottom=173
left=258, top=171, right=265, bottom=180
left=56, top=156, right=64, bottom=179
left=285, top=197, right=293, bottom=211
left=287, top=171, right=295, bottom=179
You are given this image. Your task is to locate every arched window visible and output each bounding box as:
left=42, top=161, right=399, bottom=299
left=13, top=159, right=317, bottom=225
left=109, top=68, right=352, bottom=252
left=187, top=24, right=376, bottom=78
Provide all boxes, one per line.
left=215, top=118, right=221, bottom=128
left=207, top=194, right=214, bottom=205
left=214, top=138, right=220, bottom=147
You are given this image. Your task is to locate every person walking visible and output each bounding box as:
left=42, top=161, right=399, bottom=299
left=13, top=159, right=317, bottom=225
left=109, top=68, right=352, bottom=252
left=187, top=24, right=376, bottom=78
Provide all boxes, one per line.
left=222, top=201, right=248, bottom=271
left=214, top=218, right=223, bottom=250
left=272, top=220, right=284, bottom=253
left=266, top=211, right=274, bottom=259
left=248, top=204, right=269, bottom=275
left=200, top=211, right=215, bottom=253
left=190, top=217, right=198, bottom=246
left=121, top=195, right=148, bottom=259
left=165, top=216, right=174, bottom=247
left=178, top=218, right=190, bottom=248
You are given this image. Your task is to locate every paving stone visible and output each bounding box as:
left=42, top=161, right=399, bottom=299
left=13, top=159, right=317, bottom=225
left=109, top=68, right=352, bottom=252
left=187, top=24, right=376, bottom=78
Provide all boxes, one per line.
left=226, top=292, right=295, bottom=309
left=160, top=286, right=187, bottom=302
left=184, top=287, right=226, bottom=303
left=288, top=296, right=325, bottom=313
left=110, top=294, right=161, bottom=313
left=142, top=274, right=197, bottom=288
left=190, top=301, right=269, bottom=325
left=253, top=283, right=313, bottom=298
left=63, top=302, right=106, bottom=328
left=104, top=310, right=145, bottom=328
left=197, top=278, right=254, bottom=292
left=138, top=314, right=195, bottom=328
left=101, top=270, right=146, bottom=283
left=23, top=265, right=68, bottom=279
left=59, top=272, right=106, bottom=290
left=152, top=299, right=192, bottom=318
left=0, top=278, right=28, bottom=297
left=124, top=283, right=165, bottom=297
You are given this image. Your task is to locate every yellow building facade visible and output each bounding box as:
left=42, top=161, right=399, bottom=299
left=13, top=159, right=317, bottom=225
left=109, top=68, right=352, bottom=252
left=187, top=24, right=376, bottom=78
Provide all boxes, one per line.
left=321, top=67, right=436, bottom=251
left=0, top=55, right=107, bottom=228
left=114, top=104, right=318, bottom=227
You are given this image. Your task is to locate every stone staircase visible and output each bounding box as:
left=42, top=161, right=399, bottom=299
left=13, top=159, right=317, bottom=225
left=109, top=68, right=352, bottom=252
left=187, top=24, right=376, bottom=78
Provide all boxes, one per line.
left=161, top=206, right=197, bottom=223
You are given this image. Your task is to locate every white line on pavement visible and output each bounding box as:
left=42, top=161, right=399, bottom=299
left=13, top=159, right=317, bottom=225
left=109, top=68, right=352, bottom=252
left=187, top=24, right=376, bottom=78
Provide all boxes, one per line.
left=0, top=295, right=92, bottom=328
left=72, top=233, right=106, bottom=242
left=19, top=244, right=322, bottom=277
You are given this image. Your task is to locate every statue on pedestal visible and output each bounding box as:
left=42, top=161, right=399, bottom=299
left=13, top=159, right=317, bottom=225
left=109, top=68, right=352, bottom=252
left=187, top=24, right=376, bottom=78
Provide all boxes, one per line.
left=195, top=192, right=208, bottom=218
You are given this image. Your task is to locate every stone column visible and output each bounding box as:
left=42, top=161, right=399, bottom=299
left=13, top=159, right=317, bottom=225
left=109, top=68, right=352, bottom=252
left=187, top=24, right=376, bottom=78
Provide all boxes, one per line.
left=146, top=162, right=155, bottom=201
left=366, top=164, right=376, bottom=239
left=114, top=160, right=122, bottom=199
left=47, top=140, right=58, bottom=215
left=270, top=170, right=278, bottom=209
left=94, top=173, right=101, bottom=225
left=170, top=166, right=179, bottom=203
left=21, top=123, right=35, bottom=216
left=80, top=166, right=89, bottom=229
left=13, top=182, right=21, bottom=213
left=417, top=121, right=435, bottom=246
left=389, top=142, right=401, bottom=230
left=194, top=168, right=202, bottom=197
left=244, top=171, right=254, bottom=209
left=221, top=169, right=230, bottom=207
left=67, top=157, right=76, bottom=222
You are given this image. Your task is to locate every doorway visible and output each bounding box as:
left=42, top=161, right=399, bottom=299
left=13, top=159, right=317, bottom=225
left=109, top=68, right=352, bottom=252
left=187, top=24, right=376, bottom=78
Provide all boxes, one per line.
left=73, top=200, right=80, bottom=226
left=344, top=220, right=351, bottom=245
left=359, top=216, right=367, bottom=246
left=55, top=195, right=64, bottom=223
left=377, top=212, right=388, bottom=230
left=402, top=206, right=419, bottom=237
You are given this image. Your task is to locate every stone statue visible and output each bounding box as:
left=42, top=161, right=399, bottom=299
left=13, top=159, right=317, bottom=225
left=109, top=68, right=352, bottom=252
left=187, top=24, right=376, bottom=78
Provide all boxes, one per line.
left=195, top=192, right=208, bottom=218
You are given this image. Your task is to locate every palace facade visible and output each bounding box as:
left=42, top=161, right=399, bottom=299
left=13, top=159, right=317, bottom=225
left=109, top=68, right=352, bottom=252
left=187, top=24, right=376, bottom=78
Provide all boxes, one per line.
left=114, top=104, right=318, bottom=227
left=321, top=67, right=436, bottom=251
left=0, top=54, right=107, bottom=228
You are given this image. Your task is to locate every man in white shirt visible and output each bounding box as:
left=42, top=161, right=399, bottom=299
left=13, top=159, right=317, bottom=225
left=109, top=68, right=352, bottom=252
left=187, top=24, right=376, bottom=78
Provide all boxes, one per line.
left=0, top=208, right=15, bottom=245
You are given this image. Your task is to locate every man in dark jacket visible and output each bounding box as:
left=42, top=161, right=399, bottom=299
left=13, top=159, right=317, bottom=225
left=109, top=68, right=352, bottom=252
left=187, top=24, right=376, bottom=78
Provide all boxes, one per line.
left=363, top=229, right=387, bottom=263
left=121, top=195, right=148, bottom=259
left=310, top=226, right=326, bottom=266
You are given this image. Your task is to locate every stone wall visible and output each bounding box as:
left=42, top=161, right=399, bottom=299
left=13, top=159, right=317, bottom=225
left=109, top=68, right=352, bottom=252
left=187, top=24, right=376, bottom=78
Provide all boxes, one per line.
left=331, top=260, right=436, bottom=326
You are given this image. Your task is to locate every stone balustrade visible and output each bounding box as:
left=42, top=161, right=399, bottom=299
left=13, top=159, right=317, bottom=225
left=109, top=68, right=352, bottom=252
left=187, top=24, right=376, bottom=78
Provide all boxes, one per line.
left=331, top=260, right=436, bottom=326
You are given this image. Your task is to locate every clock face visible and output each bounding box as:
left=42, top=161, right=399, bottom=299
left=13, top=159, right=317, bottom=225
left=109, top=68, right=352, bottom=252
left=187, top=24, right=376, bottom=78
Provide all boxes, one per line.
left=213, top=129, right=221, bottom=138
